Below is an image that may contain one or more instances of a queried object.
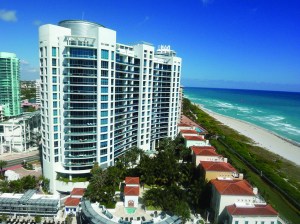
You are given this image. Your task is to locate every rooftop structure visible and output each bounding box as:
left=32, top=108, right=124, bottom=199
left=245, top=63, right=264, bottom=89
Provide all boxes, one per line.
left=125, top=177, right=140, bottom=185
left=0, top=52, right=21, bottom=118
left=201, top=161, right=236, bottom=172
left=0, top=190, right=60, bottom=217
left=39, top=20, right=182, bottom=193
left=211, top=179, right=255, bottom=196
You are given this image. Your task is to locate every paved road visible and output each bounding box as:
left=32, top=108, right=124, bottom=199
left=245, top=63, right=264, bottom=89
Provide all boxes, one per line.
left=4, top=154, right=41, bottom=168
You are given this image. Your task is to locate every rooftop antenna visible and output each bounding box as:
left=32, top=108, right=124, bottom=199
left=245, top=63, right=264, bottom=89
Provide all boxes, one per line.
left=82, top=11, right=85, bottom=20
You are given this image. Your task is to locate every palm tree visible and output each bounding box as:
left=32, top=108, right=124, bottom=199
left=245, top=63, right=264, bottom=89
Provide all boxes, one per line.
left=0, top=160, right=7, bottom=177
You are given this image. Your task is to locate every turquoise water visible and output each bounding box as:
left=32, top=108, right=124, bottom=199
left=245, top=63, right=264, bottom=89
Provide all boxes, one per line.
left=125, top=207, right=136, bottom=214
left=184, top=87, right=300, bottom=144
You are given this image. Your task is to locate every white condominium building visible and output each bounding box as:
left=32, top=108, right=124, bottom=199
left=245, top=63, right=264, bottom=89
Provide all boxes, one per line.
left=39, top=20, right=182, bottom=193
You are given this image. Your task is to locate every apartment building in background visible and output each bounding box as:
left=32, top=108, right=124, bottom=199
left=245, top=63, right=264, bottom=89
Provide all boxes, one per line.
left=0, top=52, right=21, bottom=118
left=39, top=20, right=182, bottom=193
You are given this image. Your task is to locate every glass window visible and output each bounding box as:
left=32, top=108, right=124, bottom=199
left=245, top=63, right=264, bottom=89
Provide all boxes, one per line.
left=53, top=93, right=57, bottom=99
left=54, top=133, right=58, bottom=139
left=52, top=68, right=57, bottom=75
left=101, top=111, right=108, bottom=117
left=55, top=157, right=58, bottom=162
left=101, top=79, right=108, bottom=85
left=101, top=61, right=109, bottom=68
left=101, top=49, right=109, bottom=59
left=54, top=141, right=58, bottom=147
left=52, top=77, right=57, bottom=83
left=54, top=126, right=58, bottom=131
left=52, top=59, right=56, bottom=66
left=101, top=126, right=108, bottom=132
left=101, top=95, right=108, bottom=101
left=53, top=110, right=58, bottom=116
left=52, top=47, right=57, bottom=57
left=101, top=87, right=108, bottom=93
left=53, top=118, right=58, bottom=124
left=101, top=70, right=108, bottom=77
left=53, top=101, right=57, bottom=108
left=100, top=149, right=107, bottom=155
left=101, top=103, right=108, bottom=109
left=111, top=51, right=114, bottom=60
left=53, top=85, right=57, bottom=91
left=100, top=141, right=107, bottom=147
left=101, top=119, right=108, bottom=125
left=101, top=134, right=107, bottom=140
left=100, top=156, right=107, bottom=162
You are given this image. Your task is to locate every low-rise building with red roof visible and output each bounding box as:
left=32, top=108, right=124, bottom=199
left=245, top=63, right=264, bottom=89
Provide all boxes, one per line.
left=191, top=146, right=227, bottom=165
left=64, top=188, right=86, bottom=216
left=200, top=161, right=243, bottom=181
left=222, top=203, right=278, bottom=224
left=183, top=135, right=210, bottom=148
left=124, top=177, right=140, bottom=208
left=210, top=179, right=264, bottom=221
left=70, top=188, right=86, bottom=198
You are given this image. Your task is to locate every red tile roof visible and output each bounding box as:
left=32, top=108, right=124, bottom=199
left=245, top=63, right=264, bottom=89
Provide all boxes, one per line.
left=124, top=186, right=139, bottom=196
left=70, top=188, right=86, bottom=196
left=125, top=177, right=140, bottom=185
left=201, top=161, right=236, bottom=172
left=64, top=197, right=81, bottom=207
left=211, top=179, right=255, bottom=196
left=184, top=135, right=205, bottom=141
left=191, top=146, right=219, bottom=156
left=178, top=123, right=192, bottom=127
left=226, top=204, right=278, bottom=216
left=180, top=129, right=198, bottom=134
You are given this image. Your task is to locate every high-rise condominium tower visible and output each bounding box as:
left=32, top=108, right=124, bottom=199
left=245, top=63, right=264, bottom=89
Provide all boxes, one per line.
left=39, top=20, right=182, bottom=193
left=0, top=52, right=21, bottom=118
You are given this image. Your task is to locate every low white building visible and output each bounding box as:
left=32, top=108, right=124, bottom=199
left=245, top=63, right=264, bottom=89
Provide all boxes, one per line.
left=0, top=105, right=4, bottom=122
left=210, top=179, right=265, bottom=222
left=64, top=188, right=85, bottom=216
left=184, top=135, right=210, bottom=148
left=0, top=111, right=40, bottom=154
left=191, top=146, right=227, bottom=166
left=222, top=203, right=279, bottom=224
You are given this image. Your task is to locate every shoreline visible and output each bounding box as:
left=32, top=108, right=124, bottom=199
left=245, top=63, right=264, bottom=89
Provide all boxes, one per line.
left=195, top=103, right=300, bottom=166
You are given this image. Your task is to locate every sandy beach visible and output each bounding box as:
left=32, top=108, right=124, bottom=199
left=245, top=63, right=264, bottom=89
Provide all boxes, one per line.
left=196, top=104, right=300, bottom=166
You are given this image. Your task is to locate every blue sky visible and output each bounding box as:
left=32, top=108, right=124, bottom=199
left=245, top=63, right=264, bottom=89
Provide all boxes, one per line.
left=1, top=0, right=299, bottom=92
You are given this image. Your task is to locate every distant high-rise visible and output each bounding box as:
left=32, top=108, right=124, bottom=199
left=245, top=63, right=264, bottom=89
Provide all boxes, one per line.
left=35, top=79, right=41, bottom=105
left=0, top=52, right=21, bottom=117
left=39, top=20, right=182, bottom=193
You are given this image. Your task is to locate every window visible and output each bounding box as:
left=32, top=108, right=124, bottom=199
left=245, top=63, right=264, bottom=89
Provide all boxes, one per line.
left=54, top=126, right=58, bottom=131
left=101, top=95, right=108, bottom=101
left=101, top=111, right=108, bottom=117
left=52, top=77, right=57, bottom=83
left=53, top=101, right=57, bottom=108
left=101, top=61, right=109, bottom=68
left=52, top=85, right=57, bottom=91
left=101, top=70, right=108, bottom=77
left=54, top=141, right=58, bottom=147
left=100, top=149, right=107, bottom=155
left=101, top=119, right=108, bottom=125
left=52, top=68, right=57, bottom=74
left=101, top=79, right=108, bottom=85
left=101, top=87, right=108, bottom=93
left=53, top=109, right=58, bottom=116
left=111, top=51, right=114, bottom=60
left=101, top=103, right=108, bottom=109
left=101, top=126, right=108, bottom=132
left=53, top=93, right=57, bottom=99
left=54, top=133, right=58, bottom=139
left=52, top=59, right=57, bottom=66
left=101, top=134, right=107, bottom=140
left=100, top=141, right=107, bottom=147
left=52, top=47, right=57, bottom=57
left=100, top=156, right=107, bottom=162
left=101, top=49, right=109, bottom=59
left=55, top=157, right=59, bottom=162
left=53, top=118, right=58, bottom=124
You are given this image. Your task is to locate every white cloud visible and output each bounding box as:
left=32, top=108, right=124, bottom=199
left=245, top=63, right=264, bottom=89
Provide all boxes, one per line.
left=0, top=9, right=17, bottom=22
left=20, top=59, right=29, bottom=65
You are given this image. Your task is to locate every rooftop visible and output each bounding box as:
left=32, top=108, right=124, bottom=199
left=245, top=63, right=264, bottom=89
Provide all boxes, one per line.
left=191, top=146, right=219, bottom=156
left=184, top=135, right=205, bottom=141
left=226, top=203, right=278, bottom=216
left=201, top=161, right=236, bottom=172
left=180, top=129, right=198, bottom=134
left=64, top=197, right=81, bottom=207
left=211, top=179, right=255, bottom=196
left=124, top=186, right=139, bottom=196
left=125, top=177, right=140, bottom=185
left=71, top=188, right=86, bottom=196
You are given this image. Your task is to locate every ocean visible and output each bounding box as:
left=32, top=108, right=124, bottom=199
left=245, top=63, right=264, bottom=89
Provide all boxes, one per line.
left=184, top=87, right=300, bottom=144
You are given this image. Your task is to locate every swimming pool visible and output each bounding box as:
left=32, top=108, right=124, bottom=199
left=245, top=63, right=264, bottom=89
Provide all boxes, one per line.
left=125, top=207, right=137, bottom=214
